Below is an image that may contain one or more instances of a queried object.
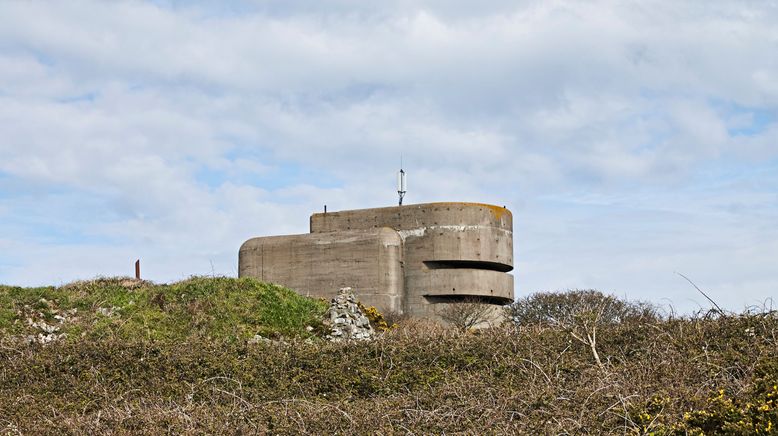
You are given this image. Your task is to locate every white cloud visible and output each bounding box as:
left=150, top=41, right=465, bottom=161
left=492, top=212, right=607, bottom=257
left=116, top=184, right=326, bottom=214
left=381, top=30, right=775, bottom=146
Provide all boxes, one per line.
left=0, top=0, right=776, bottom=311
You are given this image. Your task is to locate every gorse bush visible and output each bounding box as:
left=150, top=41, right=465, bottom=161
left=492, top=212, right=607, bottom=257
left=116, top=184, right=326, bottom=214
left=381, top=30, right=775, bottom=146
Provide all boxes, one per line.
left=357, top=302, right=396, bottom=331
left=2, top=311, right=776, bottom=434
left=1, top=280, right=776, bottom=434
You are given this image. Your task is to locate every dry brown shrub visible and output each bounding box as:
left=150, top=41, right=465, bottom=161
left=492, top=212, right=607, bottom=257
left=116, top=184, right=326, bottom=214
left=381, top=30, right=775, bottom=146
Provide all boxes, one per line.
left=1, top=310, right=776, bottom=434
left=381, top=309, right=410, bottom=327
left=438, top=296, right=498, bottom=331
left=383, top=317, right=451, bottom=339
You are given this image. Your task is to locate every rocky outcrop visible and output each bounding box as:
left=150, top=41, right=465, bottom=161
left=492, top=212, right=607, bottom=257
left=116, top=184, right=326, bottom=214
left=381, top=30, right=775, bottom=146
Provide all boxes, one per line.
left=323, top=288, right=374, bottom=341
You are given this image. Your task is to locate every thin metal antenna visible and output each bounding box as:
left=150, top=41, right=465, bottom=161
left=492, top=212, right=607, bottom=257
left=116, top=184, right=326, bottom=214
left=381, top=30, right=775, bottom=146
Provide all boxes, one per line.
left=397, top=156, right=407, bottom=206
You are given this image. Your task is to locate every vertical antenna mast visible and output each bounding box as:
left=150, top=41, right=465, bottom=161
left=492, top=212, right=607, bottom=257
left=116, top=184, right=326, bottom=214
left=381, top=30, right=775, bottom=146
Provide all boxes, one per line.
left=397, top=156, right=407, bottom=206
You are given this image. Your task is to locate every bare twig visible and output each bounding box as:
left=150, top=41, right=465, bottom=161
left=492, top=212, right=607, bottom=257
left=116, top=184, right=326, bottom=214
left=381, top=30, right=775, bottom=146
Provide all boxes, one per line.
left=675, top=272, right=726, bottom=316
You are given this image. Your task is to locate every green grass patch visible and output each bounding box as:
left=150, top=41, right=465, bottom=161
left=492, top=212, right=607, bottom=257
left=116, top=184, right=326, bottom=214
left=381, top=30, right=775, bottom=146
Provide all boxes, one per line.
left=0, top=276, right=328, bottom=342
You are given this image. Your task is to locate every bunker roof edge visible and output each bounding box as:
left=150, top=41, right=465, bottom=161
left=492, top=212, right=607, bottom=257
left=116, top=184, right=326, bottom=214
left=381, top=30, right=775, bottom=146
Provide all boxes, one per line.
left=310, top=201, right=512, bottom=220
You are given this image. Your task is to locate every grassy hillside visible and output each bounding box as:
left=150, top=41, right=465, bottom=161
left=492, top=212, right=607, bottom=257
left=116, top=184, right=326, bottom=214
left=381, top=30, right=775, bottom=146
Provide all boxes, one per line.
left=0, top=276, right=328, bottom=342
left=1, top=278, right=777, bottom=434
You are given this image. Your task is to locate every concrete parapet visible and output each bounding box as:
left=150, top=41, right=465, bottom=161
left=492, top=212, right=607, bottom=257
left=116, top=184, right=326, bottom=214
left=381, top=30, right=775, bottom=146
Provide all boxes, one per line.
left=400, top=224, right=513, bottom=270
left=407, top=269, right=514, bottom=302
left=311, top=202, right=512, bottom=234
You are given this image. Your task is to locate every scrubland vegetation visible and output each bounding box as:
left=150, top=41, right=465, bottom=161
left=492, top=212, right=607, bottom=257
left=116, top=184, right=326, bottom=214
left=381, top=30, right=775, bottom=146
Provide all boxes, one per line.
left=1, top=278, right=776, bottom=434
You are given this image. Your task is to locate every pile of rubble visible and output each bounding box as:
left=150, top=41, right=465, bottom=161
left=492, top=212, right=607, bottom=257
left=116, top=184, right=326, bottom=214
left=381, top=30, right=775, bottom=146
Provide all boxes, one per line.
left=16, top=299, right=123, bottom=345
left=323, top=287, right=374, bottom=342
left=20, top=299, right=78, bottom=344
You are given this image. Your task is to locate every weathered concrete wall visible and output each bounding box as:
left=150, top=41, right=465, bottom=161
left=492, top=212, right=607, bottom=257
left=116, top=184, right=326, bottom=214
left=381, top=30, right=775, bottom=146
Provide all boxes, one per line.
left=239, top=228, right=403, bottom=312
left=239, top=202, right=515, bottom=323
left=408, top=269, right=513, bottom=299
left=310, top=202, right=513, bottom=318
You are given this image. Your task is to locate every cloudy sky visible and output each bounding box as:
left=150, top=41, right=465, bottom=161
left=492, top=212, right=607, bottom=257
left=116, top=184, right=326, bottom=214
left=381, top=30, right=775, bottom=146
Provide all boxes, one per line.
left=1, top=1, right=776, bottom=312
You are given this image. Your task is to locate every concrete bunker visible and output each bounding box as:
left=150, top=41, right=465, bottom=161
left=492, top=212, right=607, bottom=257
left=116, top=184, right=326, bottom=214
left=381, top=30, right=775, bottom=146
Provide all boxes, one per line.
left=239, top=202, right=514, bottom=322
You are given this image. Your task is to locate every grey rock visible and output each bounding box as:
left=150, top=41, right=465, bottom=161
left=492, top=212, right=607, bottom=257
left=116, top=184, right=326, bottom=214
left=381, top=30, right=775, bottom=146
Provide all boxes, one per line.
left=247, top=334, right=272, bottom=345
left=97, top=307, right=119, bottom=317
left=322, top=287, right=374, bottom=342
